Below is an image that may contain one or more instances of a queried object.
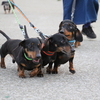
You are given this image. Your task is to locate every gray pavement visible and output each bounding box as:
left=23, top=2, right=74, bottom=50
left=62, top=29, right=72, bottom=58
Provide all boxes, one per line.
left=0, top=0, right=100, bottom=100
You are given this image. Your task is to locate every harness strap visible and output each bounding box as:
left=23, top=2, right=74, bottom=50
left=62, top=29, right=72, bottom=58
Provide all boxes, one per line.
left=68, top=40, right=75, bottom=47
left=42, top=51, right=54, bottom=56
left=69, top=40, right=75, bottom=43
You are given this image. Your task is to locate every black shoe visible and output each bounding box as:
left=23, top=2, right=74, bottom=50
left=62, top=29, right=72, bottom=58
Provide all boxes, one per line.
left=82, top=26, right=96, bottom=39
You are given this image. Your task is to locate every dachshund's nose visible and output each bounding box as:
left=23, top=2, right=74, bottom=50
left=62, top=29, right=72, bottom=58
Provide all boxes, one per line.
left=36, top=54, right=41, bottom=59
left=59, top=27, right=64, bottom=33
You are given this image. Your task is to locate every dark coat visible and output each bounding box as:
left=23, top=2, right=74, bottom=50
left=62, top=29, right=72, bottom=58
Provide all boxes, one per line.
left=63, top=0, right=99, bottom=24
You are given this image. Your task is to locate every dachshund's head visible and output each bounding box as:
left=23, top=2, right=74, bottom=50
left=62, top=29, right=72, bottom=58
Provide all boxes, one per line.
left=59, top=19, right=83, bottom=42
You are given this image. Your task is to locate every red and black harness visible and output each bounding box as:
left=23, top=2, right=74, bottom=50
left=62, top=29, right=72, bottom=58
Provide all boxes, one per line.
left=42, top=51, right=55, bottom=56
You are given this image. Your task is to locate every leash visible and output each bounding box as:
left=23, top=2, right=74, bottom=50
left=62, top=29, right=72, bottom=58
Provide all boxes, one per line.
left=71, top=0, right=76, bottom=21
left=8, top=0, right=46, bottom=40
left=8, top=0, right=28, bottom=39
left=71, top=0, right=77, bottom=47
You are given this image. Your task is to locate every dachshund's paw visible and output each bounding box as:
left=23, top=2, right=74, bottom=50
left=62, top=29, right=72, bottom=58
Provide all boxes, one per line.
left=19, top=75, right=26, bottom=78
left=46, top=69, right=52, bottom=74
left=52, top=70, right=58, bottom=74
left=70, top=70, right=76, bottom=74
left=37, top=73, right=44, bottom=77
left=52, top=68, right=58, bottom=74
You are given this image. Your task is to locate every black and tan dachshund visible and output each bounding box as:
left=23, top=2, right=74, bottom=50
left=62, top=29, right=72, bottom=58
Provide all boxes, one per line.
left=46, top=20, right=83, bottom=74
left=41, top=33, right=74, bottom=73
left=0, top=30, right=43, bottom=78
left=1, top=1, right=15, bottom=14
left=59, top=19, right=83, bottom=48
left=21, top=31, right=73, bottom=74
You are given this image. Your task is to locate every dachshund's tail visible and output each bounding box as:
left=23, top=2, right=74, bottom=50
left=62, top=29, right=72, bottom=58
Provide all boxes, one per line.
left=0, top=30, right=10, bottom=40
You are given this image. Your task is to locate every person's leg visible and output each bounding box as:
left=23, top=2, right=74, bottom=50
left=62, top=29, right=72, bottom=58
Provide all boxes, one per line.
left=63, top=0, right=98, bottom=39
left=63, top=0, right=73, bottom=20
left=81, top=0, right=99, bottom=39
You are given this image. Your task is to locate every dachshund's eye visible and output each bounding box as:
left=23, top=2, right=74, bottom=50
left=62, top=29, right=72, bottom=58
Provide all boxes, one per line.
left=28, top=44, right=32, bottom=48
left=31, top=43, right=34, bottom=45
left=28, top=43, right=33, bottom=46
left=70, top=26, right=73, bottom=29
left=27, top=43, right=34, bottom=50
left=68, top=24, right=73, bottom=29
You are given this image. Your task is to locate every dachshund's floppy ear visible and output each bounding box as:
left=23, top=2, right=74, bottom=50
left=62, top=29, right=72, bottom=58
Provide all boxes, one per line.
left=58, top=21, right=63, bottom=32
left=74, top=28, right=83, bottom=42
left=19, top=40, right=26, bottom=47
left=42, top=38, right=50, bottom=51
left=37, top=37, right=44, bottom=49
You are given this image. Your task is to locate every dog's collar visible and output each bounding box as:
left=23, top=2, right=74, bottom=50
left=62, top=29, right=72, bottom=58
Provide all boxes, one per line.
left=24, top=53, right=32, bottom=60
left=42, top=51, right=55, bottom=56
left=69, top=40, right=75, bottom=43
left=68, top=40, right=75, bottom=47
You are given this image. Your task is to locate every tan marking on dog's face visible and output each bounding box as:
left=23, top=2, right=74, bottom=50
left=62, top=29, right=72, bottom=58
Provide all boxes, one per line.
left=27, top=51, right=36, bottom=58
left=64, top=30, right=73, bottom=40
left=25, top=48, right=36, bottom=59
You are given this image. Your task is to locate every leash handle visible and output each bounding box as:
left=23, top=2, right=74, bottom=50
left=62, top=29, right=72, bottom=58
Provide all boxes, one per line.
left=8, top=0, right=27, bottom=38
left=19, top=24, right=28, bottom=38
left=29, top=22, right=46, bottom=40
left=9, top=0, right=46, bottom=40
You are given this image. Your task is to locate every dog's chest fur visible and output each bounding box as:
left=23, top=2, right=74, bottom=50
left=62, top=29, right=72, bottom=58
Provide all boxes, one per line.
left=20, top=60, right=41, bottom=71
